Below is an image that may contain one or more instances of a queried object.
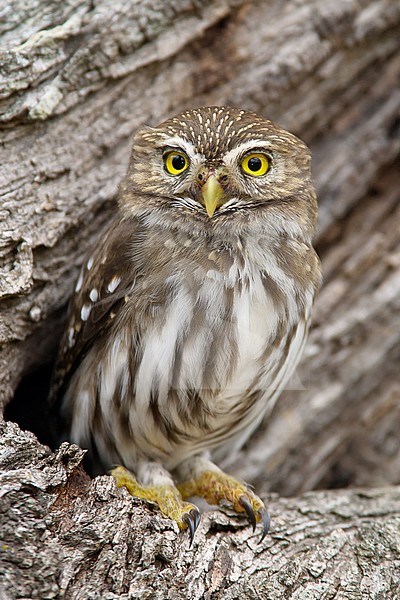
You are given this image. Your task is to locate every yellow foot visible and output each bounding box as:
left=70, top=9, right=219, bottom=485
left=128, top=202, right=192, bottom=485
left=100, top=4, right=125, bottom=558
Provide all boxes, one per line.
left=111, top=466, right=201, bottom=543
left=178, top=470, right=270, bottom=542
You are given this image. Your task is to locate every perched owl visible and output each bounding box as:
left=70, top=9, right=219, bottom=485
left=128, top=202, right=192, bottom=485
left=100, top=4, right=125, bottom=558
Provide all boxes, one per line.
left=51, top=106, right=321, bottom=543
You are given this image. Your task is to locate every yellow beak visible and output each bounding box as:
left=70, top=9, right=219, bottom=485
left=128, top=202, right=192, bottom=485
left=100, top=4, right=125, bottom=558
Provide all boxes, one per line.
left=201, top=175, right=225, bottom=218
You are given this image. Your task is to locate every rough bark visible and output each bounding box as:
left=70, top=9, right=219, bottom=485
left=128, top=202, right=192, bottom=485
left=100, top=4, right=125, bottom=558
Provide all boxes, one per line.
left=1, top=0, right=400, bottom=597
left=1, top=421, right=400, bottom=600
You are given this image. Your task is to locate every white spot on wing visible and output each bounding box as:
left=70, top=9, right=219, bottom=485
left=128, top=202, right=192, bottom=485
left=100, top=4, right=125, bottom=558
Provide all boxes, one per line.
left=81, top=304, right=91, bottom=321
left=107, top=276, right=121, bottom=294
left=75, top=270, right=84, bottom=292
left=89, top=288, right=99, bottom=302
left=87, top=256, right=94, bottom=270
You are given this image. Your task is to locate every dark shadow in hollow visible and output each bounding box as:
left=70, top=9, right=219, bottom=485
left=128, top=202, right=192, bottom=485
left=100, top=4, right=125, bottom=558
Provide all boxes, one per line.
left=4, top=362, right=56, bottom=449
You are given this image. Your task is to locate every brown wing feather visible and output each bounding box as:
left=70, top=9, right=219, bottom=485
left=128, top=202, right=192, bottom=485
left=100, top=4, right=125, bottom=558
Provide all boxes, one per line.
left=49, top=217, right=137, bottom=408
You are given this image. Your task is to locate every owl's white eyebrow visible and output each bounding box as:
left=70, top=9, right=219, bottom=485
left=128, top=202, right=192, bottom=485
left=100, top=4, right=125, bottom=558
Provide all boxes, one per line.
left=159, top=137, right=204, bottom=162
left=223, top=140, right=272, bottom=164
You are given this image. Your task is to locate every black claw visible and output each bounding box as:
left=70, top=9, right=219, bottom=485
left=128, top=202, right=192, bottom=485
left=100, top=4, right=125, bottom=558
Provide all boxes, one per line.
left=258, top=510, right=270, bottom=544
left=239, top=496, right=256, bottom=532
left=183, top=513, right=195, bottom=546
left=183, top=508, right=201, bottom=546
left=192, top=508, right=201, bottom=532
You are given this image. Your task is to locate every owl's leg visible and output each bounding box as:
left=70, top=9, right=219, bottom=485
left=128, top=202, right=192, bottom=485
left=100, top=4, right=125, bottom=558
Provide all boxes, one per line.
left=111, top=461, right=201, bottom=543
left=175, top=455, right=270, bottom=542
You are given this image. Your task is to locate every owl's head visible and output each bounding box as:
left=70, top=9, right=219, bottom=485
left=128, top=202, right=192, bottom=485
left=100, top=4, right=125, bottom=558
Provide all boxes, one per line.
left=121, top=106, right=317, bottom=237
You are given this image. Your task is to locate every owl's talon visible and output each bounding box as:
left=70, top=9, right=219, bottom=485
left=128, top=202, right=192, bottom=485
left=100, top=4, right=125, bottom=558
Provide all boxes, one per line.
left=239, top=497, right=270, bottom=540
left=259, top=509, right=270, bottom=543
left=192, top=507, right=201, bottom=531
left=239, top=495, right=257, bottom=531
left=183, top=508, right=201, bottom=546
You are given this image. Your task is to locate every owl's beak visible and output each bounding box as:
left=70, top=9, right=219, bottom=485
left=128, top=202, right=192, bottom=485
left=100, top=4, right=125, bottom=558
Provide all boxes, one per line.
left=201, top=175, right=225, bottom=218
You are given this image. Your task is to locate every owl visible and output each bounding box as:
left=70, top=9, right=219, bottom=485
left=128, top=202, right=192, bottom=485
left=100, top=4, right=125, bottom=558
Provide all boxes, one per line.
left=51, top=106, right=321, bottom=543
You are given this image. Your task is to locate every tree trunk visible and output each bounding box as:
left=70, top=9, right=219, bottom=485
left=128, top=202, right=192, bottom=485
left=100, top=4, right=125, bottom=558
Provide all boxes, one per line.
left=1, top=421, right=400, bottom=599
left=1, top=1, right=399, bottom=597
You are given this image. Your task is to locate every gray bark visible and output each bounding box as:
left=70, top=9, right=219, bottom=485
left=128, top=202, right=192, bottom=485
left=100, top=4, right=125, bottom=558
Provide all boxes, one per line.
left=1, top=0, right=400, bottom=597
left=1, top=421, right=400, bottom=600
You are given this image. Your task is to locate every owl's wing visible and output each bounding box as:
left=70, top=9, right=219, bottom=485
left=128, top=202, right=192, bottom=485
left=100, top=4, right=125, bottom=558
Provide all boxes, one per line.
left=49, top=216, right=137, bottom=408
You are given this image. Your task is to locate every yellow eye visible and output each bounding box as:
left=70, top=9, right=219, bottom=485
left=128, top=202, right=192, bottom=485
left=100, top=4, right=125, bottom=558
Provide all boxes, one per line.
left=164, top=151, right=190, bottom=175
left=241, top=153, right=269, bottom=177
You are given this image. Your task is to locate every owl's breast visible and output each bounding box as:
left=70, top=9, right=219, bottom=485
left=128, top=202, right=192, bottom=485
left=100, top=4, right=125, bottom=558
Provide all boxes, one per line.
left=66, top=236, right=314, bottom=470
left=124, top=248, right=306, bottom=461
